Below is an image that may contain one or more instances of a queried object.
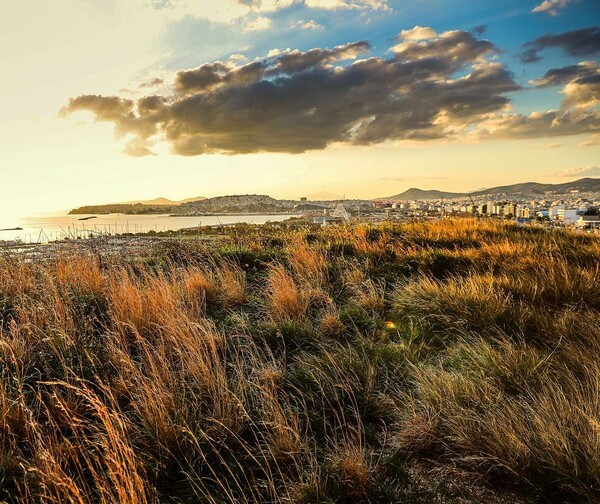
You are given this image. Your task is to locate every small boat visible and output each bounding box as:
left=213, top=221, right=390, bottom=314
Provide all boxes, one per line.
left=0, top=227, right=23, bottom=231
left=78, top=216, right=98, bottom=221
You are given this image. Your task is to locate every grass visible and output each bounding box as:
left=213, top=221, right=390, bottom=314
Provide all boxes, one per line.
left=0, top=218, right=599, bottom=503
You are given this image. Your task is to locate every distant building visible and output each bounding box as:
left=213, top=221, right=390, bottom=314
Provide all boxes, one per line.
left=576, top=208, right=600, bottom=229
left=557, top=208, right=579, bottom=225
left=503, top=203, right=517, bottom=218
left=551, top=204, right=565, bottom=218
left=373, top=201, right=392, bottom=209
left=516, top=206, right=531, bottom=219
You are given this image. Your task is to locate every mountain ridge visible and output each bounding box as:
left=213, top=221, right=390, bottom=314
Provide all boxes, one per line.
left=383, top=178, right=600, bottom=200
left=119, top=196, right=205, bottom=205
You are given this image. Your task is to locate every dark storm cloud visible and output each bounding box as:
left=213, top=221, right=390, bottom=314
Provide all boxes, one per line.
left=61, top=95, right=134, bottom=122
left=173, top=42, right=371, bottom=95
left=521, top=27, right=600, bottom=63
left=532, top=61, right=599, bottom=87
left=270, top=41, right=370, bottom=74
left=61, top=28, right=598, bottom=156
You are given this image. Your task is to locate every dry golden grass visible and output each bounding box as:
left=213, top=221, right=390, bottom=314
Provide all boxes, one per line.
left=266, top=263, right=311, bottom=322
left=0, top=219, right=598, bottom=503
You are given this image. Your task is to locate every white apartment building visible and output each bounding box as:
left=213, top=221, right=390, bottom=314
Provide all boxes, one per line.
left=557, top=208, right=579, bottom=225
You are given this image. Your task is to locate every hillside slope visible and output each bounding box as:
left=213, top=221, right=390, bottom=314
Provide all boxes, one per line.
left=384, top=177, right=600, bottom=200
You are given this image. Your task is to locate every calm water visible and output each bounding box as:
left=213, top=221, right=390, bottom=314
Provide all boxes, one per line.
left=0, top=213, right=296, bottom=243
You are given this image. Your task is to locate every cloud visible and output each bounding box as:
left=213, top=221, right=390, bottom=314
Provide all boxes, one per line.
left=472, top=109, right=600, bottom=141
left=63, top=29, right=525, bottom=155
left=303, top=0, right=390, bottom=10
left=243, top=15, right=272, bottom=31
left=578, top=134, right=600, bottom=147
left=391, top=29, right=494, bottom=61
left=531, top=0, right=572, bottom=16
left=228, top=53, right=248, bottom=63
left=531, top=61, right=599, bottom=87
left=139, top=77, right=164, bottom=88
left=521, top=27, right=600, bottom=63
left=293, top=19, right=323, bottom=30
left=150, top=0, right=177, bottom=9
left=59, top=94, right=161, bottom=155
left=236, top=0, right=389, bottom=11
left=123, top=137, right=157, bottom=156
left=172, top=41, right=371, bottom=95
left=554, top=166, right=600, bottom=178
left=398, top=26, right=437, bottom=41
left=446, top=57, right=600, bottom=142
left=235, top=0, right=294, bottom=11
left=63, top=27, right=599, bottom=156
left=529, top=61, right=600, bottom=113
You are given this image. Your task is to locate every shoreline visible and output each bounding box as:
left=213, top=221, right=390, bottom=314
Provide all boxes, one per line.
left=67, top=212, right=298, bottom=217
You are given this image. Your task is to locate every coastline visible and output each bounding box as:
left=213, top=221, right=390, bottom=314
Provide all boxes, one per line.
left=68, top=211, right=297, bottom=217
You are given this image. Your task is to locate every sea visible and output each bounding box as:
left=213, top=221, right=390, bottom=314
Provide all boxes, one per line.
left=0, top=212, right=297, bottom=243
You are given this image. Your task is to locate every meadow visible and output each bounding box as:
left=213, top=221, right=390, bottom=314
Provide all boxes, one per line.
left=0, top=219, right=598, bottom=503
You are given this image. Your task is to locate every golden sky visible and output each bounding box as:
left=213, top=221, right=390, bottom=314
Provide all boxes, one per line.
left=1, top=0, right=599, bottom=223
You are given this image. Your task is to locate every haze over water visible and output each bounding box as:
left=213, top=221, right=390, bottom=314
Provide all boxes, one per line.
left=0, top=212, right=295, bottom=243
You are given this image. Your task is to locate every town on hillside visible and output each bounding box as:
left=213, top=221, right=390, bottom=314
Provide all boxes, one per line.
left=68, top=178, right=600, bottom=232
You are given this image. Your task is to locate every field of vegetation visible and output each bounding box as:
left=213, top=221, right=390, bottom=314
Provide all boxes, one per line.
left=0, top=219, right=598, bottom=503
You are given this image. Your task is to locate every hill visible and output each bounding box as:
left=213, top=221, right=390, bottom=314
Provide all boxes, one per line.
left=177, top=194, right=293, bottom=214
left=384, top=177, right=600, bottom=200
left=384, top=188, right=465, bottom=200
left=69, top=203, right=177, bottom=215
left=71, top=194, right=296, bottom=215
left=472, top=177, right=600, bottom=196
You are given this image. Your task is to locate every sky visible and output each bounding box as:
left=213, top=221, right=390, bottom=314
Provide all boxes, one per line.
left=1, top=0, right=599, bottom=220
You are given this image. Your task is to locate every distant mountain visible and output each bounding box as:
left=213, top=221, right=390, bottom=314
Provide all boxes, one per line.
left=304, top=191, right=344, bottom=201
left=383, top=178, right=600, bottom=200
left=472, top=178, right=600, bottom=196
left=70, top=195, right=207, bottom=214
left=384, top=188, right=466, bottom=201
left=121, top=196, right=205, bottom=205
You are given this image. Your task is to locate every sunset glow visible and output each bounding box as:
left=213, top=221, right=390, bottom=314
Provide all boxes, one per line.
left=1, top=0, right=598, bottom=222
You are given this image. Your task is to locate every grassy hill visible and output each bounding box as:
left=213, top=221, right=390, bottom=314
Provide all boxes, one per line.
left=69, top=194, right=286, bottom=215
left=1, top=219, right=599, bottom=503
